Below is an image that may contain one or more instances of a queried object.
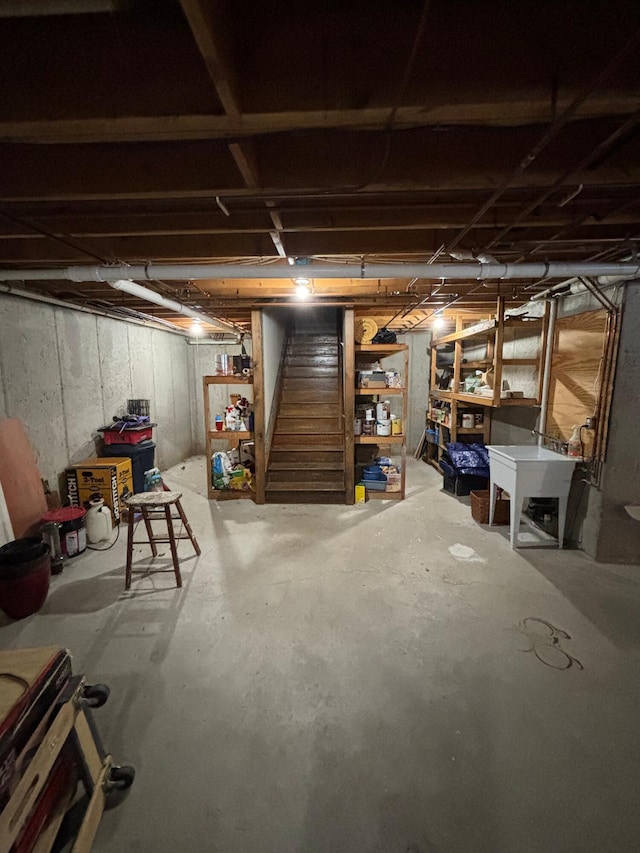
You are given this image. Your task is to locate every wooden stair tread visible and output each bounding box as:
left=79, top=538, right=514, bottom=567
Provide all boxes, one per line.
left=268, top=462, right=344, bottom=470
left=266, top=481, right=345, bottom=491
left=270, top=444, right=344, bottom=452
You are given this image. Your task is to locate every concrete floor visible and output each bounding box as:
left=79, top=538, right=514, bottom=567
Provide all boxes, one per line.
left=2, top=458, right=640, bottom=852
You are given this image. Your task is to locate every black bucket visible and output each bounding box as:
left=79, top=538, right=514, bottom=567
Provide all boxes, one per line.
left=0, top=538, right=51, bottom=619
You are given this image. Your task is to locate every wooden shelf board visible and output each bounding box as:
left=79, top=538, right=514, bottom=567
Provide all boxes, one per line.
left=366, top=490, right=403, bottom=500
left=203, top=375, right=253, bottom=385
left=208, top=430, right=253, bottom=439
left=355, top=344, right=408, bottom=355
left=457, top=426, right=486, bottom=433
left=455, top=392, right=499, bottom=407
left=354, top=435, right=404, bottom=444
left=432, top=320, right=496, bottom=346
left=430, top=389, right=537, bottom=408
left=207, top=489, right=254, bottom=500
left=499, top=397, right=540, bottom=407
left=355, top=387, right=404, bottom=394
left=460, top=361, right=492, bottom=369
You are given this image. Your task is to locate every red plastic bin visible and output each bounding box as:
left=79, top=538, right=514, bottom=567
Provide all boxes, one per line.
left=102, top=426, right=153, bottom=445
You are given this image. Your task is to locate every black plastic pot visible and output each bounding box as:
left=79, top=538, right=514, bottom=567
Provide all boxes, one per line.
left=0, top=538, right=49, bottom=574
left=0, top=538, right=51, bottom=619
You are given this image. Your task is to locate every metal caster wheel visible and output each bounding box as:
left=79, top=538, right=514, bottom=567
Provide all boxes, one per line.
left=107, top=765, right=136, bottom=791
left=104, top=765, right=136, bottom=811
left=81, top=683, right=111, bottom=708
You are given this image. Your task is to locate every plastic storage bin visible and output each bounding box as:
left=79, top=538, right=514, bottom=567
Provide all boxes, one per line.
left=102, top=426, right=153, bottom=446
left=101, top=440, right=156, bottom=494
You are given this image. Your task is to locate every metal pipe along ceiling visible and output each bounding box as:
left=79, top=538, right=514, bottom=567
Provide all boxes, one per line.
left=107, top=279, right=242, bottom=333
left=1, top=261, right=640, bottom=282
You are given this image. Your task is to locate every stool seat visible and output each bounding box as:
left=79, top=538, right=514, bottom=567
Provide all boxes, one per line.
left=125, top=491, right=182, bottom=507
left=124, top=490, right=200, bottom=589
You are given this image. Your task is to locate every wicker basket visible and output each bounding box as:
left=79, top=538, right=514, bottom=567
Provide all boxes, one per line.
left=470, top=490, right=510, bottom=525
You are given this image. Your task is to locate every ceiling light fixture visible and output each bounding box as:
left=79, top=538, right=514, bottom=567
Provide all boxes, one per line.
left=432, top=310, right=445, bottom=329
left=191, top=318, right=203, bottom=335
left=294, top=282, right=311, bottom=300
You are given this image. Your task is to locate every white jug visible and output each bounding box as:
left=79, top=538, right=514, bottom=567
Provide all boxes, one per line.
left=86, top=497, right=112, bottom=544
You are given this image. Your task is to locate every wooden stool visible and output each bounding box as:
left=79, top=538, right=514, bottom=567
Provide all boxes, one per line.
left=124, top=491, right=201, bottom=589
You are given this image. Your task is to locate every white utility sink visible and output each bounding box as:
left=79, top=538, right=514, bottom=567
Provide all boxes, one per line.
left=487, top=445, right=578, bottom=549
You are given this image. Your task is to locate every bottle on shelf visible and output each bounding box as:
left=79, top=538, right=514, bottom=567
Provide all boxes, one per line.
left=568, top=425, right=582, bottom=457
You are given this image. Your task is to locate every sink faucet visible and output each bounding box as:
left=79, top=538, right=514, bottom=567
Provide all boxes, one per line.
left=531, top=429, right=568, bottom=455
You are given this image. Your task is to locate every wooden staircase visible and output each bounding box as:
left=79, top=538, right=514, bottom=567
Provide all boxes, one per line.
left=266, top=323, right=345, bottom=504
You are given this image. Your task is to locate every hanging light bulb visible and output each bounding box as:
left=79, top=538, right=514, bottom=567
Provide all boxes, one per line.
left=191, top=318, right=204, bottom=335
left=432, top=313, right=445, bottom=329
left=294, top=279, right=311, bottom=299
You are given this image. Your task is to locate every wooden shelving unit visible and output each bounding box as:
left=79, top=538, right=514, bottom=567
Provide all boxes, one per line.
left=203, top=375, right=255, bottom=501
left=354, top=343, right=408, bottom=500
left=425, top=297, right=548, bottom=471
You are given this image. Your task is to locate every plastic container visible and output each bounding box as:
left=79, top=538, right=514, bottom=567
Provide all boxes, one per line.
left=568, top=425, right=582, bottom=458
left=40, top=522, right=64, bottom=574
left=127, top=399, right=150, bottom=416
left=376, top=401, right=390, bottom=420
left=86, top=498, right=113, bottom=544
left=42, top=507, right=87, bottom=558
left=362, top=419, right=376, bottom=436
left=102, top=426, right=153, bottom=446
left=376, top=419, right=391, bottom=436
left=0, top=538, right=51, bottom=619
left=101, top=440, right=156, bottom=494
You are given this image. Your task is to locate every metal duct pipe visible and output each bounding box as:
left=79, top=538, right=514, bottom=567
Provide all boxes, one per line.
left=0, top=281, right=186, bottom=336
left=537, top=299, right=557, bottom=446
left=2, top=261, right=640, bottom=283
left=108, top=279, right=242, bottom=334
left=530, top=272, right=638, bottom=302
left=530, top=279, right=580, bottom=301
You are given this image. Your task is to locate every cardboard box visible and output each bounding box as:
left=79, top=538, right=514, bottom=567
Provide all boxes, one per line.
left=66, top=458, right=133, bottom=524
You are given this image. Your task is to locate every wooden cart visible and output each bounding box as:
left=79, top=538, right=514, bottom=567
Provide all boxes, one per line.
left=0, top=647, right=134, bottom=852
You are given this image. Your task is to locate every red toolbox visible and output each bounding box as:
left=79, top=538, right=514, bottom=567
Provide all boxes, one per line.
left=99, top=424, right=155, bottom=445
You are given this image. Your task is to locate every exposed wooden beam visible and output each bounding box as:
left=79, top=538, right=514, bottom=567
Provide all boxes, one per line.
left=2, top=96, right=640, bottom=144
left=229, top=140, right=288, bottom=257
left=3, top=120, right=639, bottom=202
left=178, top=0, right=240, bottom=121
left=228, top=141, right=260, bottom=189
left=0, top=222, right=630, bottom=263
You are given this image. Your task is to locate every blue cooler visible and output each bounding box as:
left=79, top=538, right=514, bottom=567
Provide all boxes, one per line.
left=101, top=440, right=156, bottom=494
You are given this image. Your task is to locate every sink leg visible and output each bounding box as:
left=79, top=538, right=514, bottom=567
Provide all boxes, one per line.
left=510, top=490, right=522, bottom=549
left=489, top=480, right=498, bottom=526
left=557, top=496, right=568, bottom=549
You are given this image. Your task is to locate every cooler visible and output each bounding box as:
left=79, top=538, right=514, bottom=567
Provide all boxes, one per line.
left=101, top=440, right=156, bottom=494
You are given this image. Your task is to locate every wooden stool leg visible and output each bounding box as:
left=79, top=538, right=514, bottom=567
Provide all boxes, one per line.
left=125, top=509, right=135, bottom=590
left=175, top=499, right=201, bottom=556
left=164, top=504, right=182, bottom=588
left=142, top=507, right=157, bottom=557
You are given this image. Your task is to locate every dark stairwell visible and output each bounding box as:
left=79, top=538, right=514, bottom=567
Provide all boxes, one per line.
left=265, top=308, right=346, bottom=504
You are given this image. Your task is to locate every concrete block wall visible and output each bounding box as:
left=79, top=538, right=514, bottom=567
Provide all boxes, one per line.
left=0, top=294, right=192, bottom=494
